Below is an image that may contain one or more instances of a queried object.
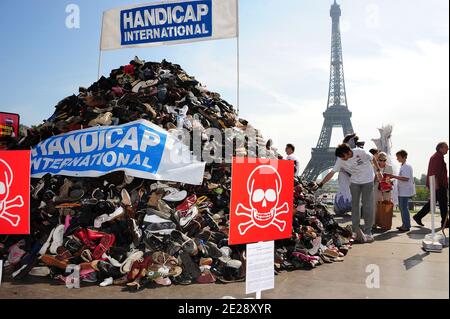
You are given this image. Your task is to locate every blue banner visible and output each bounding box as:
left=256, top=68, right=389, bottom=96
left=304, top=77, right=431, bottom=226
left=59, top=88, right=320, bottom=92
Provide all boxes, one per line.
left=31, top=120, right=167, bottom=178
left=31, top=120, right=206, bottom=184
left=120, top=0, right=213, bottom=46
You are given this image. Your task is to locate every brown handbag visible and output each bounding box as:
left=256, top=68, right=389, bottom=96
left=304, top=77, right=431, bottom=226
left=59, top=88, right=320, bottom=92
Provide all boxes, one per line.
left=376, top=200, right=394, bottom=231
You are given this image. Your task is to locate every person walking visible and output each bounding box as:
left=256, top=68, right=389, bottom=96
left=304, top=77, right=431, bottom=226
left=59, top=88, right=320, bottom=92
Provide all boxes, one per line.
left=285, top=144, right=300, bottom=177
left=413, top=142, right=449, bottom=228
left=316, top=143, right=382, bottom=243
left=390, top=150, right=416, bottom=232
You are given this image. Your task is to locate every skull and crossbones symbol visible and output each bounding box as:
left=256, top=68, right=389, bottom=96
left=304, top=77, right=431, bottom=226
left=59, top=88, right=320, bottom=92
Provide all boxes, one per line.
left=235, top=165, right=289, bottom=235
left=0, top=159, right=23, bottom=227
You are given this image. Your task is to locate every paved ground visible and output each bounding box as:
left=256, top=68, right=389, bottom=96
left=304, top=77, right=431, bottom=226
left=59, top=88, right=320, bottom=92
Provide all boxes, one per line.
left=0, top=213, right=448, bottom=299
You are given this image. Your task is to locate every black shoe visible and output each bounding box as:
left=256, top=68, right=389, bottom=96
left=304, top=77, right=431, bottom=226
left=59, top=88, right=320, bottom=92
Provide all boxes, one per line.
left=413, top=215, right=424, bottom=227
left=143, top=231, right=164, bottom=251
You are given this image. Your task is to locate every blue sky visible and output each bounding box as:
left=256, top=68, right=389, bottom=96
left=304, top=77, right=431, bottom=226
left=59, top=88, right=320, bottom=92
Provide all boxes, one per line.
left=0, top=0, right=448, bottom=177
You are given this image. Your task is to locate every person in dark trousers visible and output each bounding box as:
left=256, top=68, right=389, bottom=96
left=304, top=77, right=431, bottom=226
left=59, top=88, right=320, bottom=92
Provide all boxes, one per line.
left=413, top=142, right=449, bottom=228
left=315, top=143, right=382, bottom=243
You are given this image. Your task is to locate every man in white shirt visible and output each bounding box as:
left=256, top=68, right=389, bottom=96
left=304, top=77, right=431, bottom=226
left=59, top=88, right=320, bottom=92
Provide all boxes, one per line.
left=315, top=143, right=382, bottom=243
left=285, top=144, right=300, bottom=177
left=391, top=150, right=416, bottom=232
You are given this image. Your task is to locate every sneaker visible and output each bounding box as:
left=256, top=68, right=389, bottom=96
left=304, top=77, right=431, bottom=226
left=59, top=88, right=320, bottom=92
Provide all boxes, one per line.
left=163, top=188, right=188, bottom=202
left=170, top=230, right=198, bottom=256
left=81, top=272, right=98, bottom=283
left=364, top=234, right=375, bottom=243
left=176, top=194, right=197, bottom=212
left=154, top=276, right=172, bottom=286
left=178, top=206, right=199, bottom=228
left=143, top=214, right=176, bottom=235
left=354, top=228, right=366, bottom=243
left=99, top=277, right=114, bottom=287
left=143, top=232, right=165, bottom=252
left=94, top=206, right=125, bottom=228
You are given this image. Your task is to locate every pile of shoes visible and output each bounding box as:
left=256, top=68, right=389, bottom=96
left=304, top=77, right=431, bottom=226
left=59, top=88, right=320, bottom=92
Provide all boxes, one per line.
left=275, top=180, right=354, bottom=272
left=0, top=58, right=353, bottom=290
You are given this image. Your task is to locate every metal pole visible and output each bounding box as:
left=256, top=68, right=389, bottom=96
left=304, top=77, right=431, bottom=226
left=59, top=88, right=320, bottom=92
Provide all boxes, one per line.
left=97, top=50, right=103, bottom=80
left=430, top=175, right=436, bottom=239
left=236, top=0, right=240, bottom=116
left=97, top=13, right=105, bottom=80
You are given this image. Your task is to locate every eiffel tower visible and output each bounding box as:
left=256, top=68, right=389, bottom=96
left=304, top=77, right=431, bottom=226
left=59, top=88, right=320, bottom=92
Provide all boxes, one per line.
left=301, top=0, right=354, bottom=182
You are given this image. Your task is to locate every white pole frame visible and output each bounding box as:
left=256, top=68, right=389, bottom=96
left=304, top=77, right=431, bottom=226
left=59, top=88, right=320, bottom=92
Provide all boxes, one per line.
left=97, top=13, right=105, bottom=80
left=236, top=0, right=240, bottom=116
left=429, top=175, right=436, bottom=240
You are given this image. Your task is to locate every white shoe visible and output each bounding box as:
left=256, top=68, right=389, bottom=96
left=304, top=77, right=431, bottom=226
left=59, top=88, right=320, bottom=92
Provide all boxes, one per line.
left=364, top=234, right=375, bottom=243
left=150, top=182, right=170, bottom=191
left=94, top=207, right=125, bottom=228
left=179, top=206, right=199, bottom=228
left=49, top=225, right=65, bottom=254
left=29, top=266, right=51, bottom=277
left=39, top=227, right=56, bottom=256
left=102, top=253, right=122, bottom=268
left=94, top=214, right=109, bottom=229
left=163, top=188, right=187, bottom=202
left=99, top=277, right=114, bottom=287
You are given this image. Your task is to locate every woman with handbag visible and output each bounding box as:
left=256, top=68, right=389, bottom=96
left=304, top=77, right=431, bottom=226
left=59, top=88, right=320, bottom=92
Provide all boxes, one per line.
left=373, top=152, right=394, bottom=230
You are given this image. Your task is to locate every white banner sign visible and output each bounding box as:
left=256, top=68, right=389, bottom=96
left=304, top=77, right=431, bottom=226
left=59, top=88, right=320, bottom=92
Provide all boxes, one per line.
left=246, top=241, right=274, bottom=295
left=31, top=119, right=206, bottom=185
left=101, top=0, right=238, bottom=51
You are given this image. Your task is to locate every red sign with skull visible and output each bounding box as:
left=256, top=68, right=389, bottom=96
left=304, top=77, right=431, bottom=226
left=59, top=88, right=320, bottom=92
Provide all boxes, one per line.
left=229, top=158, right=294, bottom=245
left=0, top=151, right=30, bottom=235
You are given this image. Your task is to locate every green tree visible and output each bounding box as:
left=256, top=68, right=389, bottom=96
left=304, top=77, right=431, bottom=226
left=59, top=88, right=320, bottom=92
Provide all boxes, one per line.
left=414, top=174, right=427, bottom=186
left=414, top=186, right=430, bottom=201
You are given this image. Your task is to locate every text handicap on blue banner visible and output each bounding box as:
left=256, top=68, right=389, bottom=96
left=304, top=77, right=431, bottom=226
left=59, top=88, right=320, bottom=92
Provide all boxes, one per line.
left=101, top=0, right=237, bottom=51
left=30, top=120, right=206, bottom=185
left=120, top=0, right=212, bottom=46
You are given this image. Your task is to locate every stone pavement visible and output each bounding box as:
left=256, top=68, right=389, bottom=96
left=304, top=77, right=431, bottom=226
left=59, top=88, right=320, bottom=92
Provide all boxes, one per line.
left=0, top=213, right=448, bottom=299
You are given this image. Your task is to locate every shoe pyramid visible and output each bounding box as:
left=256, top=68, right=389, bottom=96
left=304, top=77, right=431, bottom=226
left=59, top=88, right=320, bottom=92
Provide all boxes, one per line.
left=0, top=57, right=353, bottom=290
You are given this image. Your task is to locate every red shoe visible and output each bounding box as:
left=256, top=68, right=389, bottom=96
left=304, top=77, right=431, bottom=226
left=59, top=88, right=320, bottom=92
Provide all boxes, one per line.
left=86, top=228, right=107, bottom=241
left=92, top=234, right=115, bottom=260
left=176, top=195, right=197, bottom=212
left=74, top=229, right=96, bottom=250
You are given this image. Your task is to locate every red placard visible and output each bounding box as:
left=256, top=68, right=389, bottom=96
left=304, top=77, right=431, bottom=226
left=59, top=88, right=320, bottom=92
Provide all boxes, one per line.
left=0, top=151, right=30, bottom=235
left=0, top=112, right=20, bottom=138
left=229, top=157, right=294, bottom=245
